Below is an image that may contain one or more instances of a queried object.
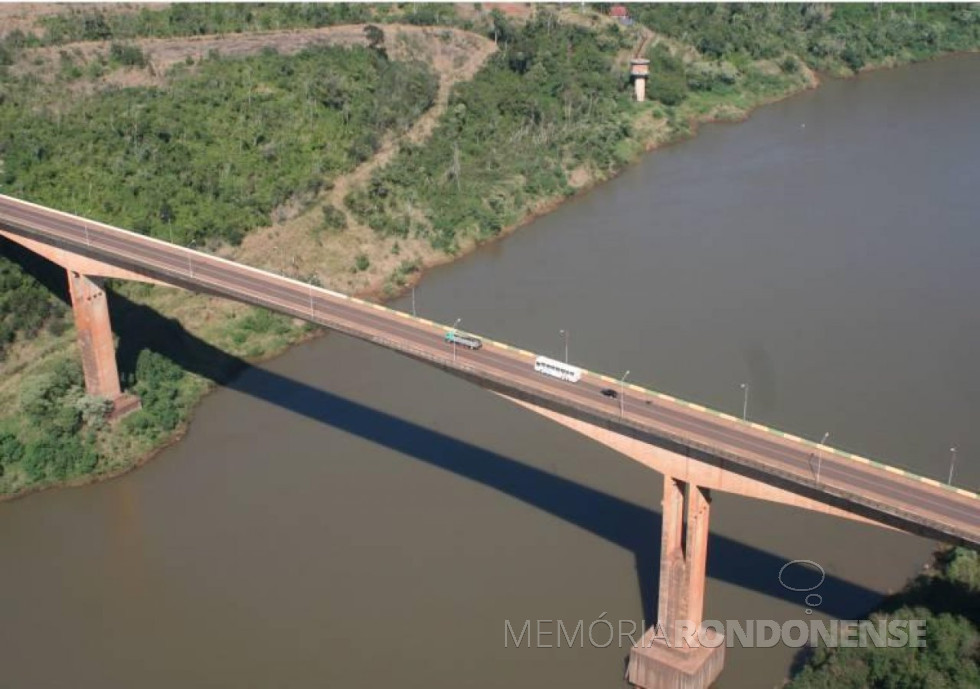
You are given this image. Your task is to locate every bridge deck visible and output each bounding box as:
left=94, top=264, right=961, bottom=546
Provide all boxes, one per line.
left=3, top=193, right=979, bottom=546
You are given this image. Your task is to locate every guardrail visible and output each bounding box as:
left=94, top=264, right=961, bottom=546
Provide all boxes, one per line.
left=3, top=198, right=979, bottom=546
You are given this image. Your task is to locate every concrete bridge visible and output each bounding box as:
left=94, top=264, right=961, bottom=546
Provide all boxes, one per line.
left=3, top=192, right=978, bottom=689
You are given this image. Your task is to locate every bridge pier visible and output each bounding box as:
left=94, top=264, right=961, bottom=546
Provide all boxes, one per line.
left=627, top=476, right=724, bottom=689
left=67, top=271, right=140, bottom=418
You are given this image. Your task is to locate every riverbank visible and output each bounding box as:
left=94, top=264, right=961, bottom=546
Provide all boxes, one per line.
left=787, top=546, right=980, bottom=687
left=1, top=5, right=978, bottom=501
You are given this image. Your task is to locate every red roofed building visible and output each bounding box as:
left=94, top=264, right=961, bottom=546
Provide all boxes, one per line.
left=610, top=5, right=633, bottom=25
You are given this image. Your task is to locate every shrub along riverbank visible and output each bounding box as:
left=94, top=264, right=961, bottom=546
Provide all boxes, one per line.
left=788, top=547, right=980, bottom=688
left=0, top=4, right=977, bottom=498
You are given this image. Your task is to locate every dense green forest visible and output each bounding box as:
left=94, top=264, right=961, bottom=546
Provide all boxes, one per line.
left=24, top=3, right=456, bottom=46
left=346, top=12, right=638, bottom=252
left=36, top=3, right=372, bottom=44
left=630, top=3, right=980, bottom=117
left=1, top=44, right=437, bottom=245
left=788, top=547, right=980, bottom=688
left=633, top=3, right=980, bottom=72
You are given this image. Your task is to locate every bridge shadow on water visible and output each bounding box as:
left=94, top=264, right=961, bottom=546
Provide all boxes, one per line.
left=5, top=242, right=883, bottom=623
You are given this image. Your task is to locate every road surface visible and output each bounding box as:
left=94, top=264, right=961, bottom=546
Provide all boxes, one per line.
left=2, top=193, right=979, bottom=546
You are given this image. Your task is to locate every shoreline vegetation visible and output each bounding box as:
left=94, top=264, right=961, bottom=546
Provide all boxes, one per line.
left=787, top=546, right=980, bottom=687
left=0, top=4, right=977, bottom=500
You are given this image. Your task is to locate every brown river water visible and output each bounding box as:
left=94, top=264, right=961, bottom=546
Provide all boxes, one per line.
left=1, top=54, right=979, bottom=688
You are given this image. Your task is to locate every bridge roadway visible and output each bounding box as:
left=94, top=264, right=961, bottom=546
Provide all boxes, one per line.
left=3, top=193, right=980, bottom=547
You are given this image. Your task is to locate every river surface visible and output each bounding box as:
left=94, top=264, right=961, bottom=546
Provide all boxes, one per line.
left=2, top=54, right=979, bottom=688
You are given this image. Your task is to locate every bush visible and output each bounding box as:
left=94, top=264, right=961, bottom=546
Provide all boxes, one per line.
left=128, top=349, right=187, bottom=438
left=685, top=60, right=739, bottom=92
left=23, top=439, right=58, bottom=480
left=109, top=42, right=147, bottom=68
left=135, top=349, right=183, bottom=387
left=76, top=395, right=113, bottom=430
left=19, top=359, right=84, bottom=423
left=648, top=71, right=688, bottom=106
left=0, top=431, right=25, bottom=466
left=321, top=204, right=348, bottom=232
left=46, top=315, right=69, bottom=337
left=841, top=46, right=865, bottom=72
left=646, top=44, right=689, bottom=106
left=364, top=25, right=387, bottom=59
left=237, top=307, right=290, bottom=336
left=22, top=436, right=98, bottom=481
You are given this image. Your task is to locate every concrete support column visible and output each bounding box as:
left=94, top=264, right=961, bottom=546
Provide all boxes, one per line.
left=627, top=476, right=723, bottom=689
left=67, top=271, right=122, bottom=400
left=657, top=476, right=711, bottom=643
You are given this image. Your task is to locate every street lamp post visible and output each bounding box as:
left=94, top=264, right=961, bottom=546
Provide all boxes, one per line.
left=816, top=431, right=830, bottom=482
left=948, top=446, right=958, bottom=485
left=620, top=370, right=630, bottom=419
left=411, top=286, right=417, bottom=317
left=452, top=317, right=461, bottom=363
left=560, top=329, right=569, bottom=364
left=740, top=383, right=750, bottom=421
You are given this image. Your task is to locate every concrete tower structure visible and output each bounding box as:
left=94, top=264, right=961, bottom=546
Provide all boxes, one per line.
left=631, top=58, right=650, bottom=102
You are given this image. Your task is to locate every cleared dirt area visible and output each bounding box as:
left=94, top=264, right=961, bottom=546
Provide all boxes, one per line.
left=12, top=22, right=487, bottom=86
